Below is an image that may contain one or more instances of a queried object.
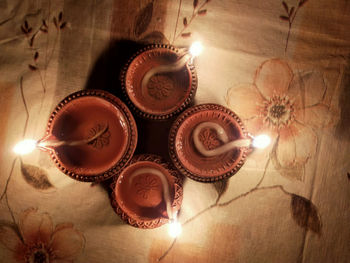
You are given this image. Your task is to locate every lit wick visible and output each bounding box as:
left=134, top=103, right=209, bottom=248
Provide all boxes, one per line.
left=141, top=41, right=203, bottom=95
left=252, top=134, right=271, bottom=149
left=193, top=122, right=271, bottom=157
left=129, top=167, right=182, bottom=237
left=129, top=167, right=174, bottom=220
left=167, top=211, right=182, bottom=238
left=13, top=125, right=108, bottom=155
left=13, top=139, right=37, bottom=155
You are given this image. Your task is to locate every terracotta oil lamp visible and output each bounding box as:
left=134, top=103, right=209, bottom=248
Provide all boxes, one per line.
left=14, top=90, right=137, bottom=182
left=121, top=44, right=198, bottom=120
left=169, top=103, right=270, bottom=182
left=110, top=154, right=183, bottom=229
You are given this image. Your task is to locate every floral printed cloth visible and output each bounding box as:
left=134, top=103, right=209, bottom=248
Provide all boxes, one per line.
left=0, top=0, right=349, bottom=262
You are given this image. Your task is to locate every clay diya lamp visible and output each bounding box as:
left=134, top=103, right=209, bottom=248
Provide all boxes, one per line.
left=121, top=44, right=197, bottom=120
left=111, top=154, right=183, bottom=229
left=169, top=104, right=251, bottom=182
left=38, top=89, right=137, bottom=182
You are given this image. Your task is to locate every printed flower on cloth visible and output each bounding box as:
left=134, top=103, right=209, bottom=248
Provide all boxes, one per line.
left=226, top=59, right=337, bottom=180
left=0, top=208, right=85, bottom=263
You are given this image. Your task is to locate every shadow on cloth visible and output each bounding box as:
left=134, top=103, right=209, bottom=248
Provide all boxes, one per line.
left=335, top=55, right=350, bottom=140
left=84, top=39, right=178, bottom=161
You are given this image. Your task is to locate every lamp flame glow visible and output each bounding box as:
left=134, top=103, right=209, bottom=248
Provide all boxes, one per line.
left=189, top=41, right=203, bottom=58
left=13, top=139, right=37, bottom=155
left=168, top=219, right=182, bottom=238
left=252, top=134, right=271, bottom=149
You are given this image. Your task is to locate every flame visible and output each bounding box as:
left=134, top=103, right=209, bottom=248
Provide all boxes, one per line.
left=168, top=219, right=182, bottom=238
left=13, top=139, right=37, bottom=155
left=189, top=41, right=203, bottom=57
left=252, top=134, right=271, bottom=149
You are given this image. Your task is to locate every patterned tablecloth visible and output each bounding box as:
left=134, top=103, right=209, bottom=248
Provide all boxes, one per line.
left=0, top=0, right=349, bottom=262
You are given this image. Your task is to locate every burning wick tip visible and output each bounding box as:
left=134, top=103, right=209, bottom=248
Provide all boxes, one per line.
left=252, top=134, right=271, bottom=149
left=189, top=41, right=203, bottom=57
left=168, top=217, right=182, bottom=238
left=13, top=139, right=37, bottom=155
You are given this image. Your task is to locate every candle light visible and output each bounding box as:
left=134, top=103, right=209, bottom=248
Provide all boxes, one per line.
left=141, top=41, right=203, bottom=95
left=193, top=122, right=270, bottom=157
left=167, top=211, right=182, bottom=238
left=13, top=125, right=108, bottom=155
left=252, top=134, right=271, bottom=149
left=189, top=41, right=203, bottom=61
left=13, top=139, right=37, bottom=155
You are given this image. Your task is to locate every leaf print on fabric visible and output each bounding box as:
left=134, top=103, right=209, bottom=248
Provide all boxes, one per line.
left=53, top=12, right=68, bottom=30
left=181, top=32, right=191, bottom=38
left=20, top=11, right=69, bottom=94
left=21, top=20, right=32, bottom=35
left=213, top=179, right=229, bottom=203
left=279, top=0, right=308, bottom=52
left=198, top=9, right=207, bottom=15
left=134, top=2, right=153, bottom=38
left=28, top=64, right=38, bottom=71
left=20, top=162, right=54, bottom=190
left=183, top=17, right=188, bottom=26
left=291, top=194, right=322, bottom=234
left=172, top=0, right=211, bottom=42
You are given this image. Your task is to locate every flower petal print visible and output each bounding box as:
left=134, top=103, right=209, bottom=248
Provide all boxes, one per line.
left=226, top=59, right=337, bottom=180
left=0, top=208, right=85, bottom=263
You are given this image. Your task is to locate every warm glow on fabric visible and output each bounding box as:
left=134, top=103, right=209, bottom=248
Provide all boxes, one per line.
left=13, top=139, right=37, bottom=155
left=252, top=135, right=271, bottom=149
